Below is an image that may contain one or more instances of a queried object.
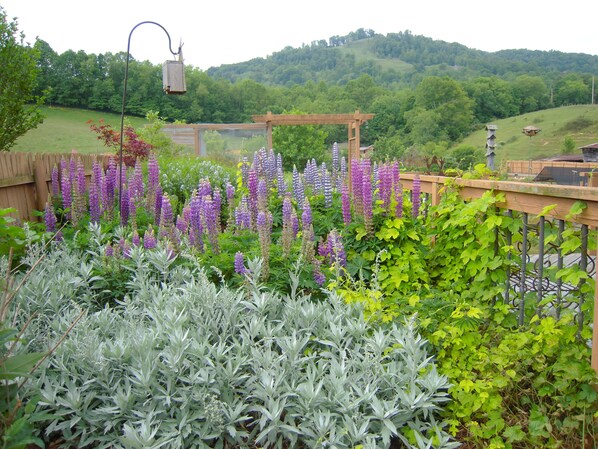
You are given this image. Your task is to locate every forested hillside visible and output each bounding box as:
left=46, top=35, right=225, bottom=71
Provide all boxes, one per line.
left=208, top=30, right=598, bottom=86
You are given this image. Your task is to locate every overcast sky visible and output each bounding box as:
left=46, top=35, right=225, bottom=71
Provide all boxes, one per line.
left=2, top=0, right=598, bottom=70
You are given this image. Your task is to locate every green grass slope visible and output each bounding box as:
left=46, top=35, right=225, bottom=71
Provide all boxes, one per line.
left=10, top=106, right=148, bottom=155
left=457, top=105, right=598, bottom=163
left=339, top=39, right=414, bottom=73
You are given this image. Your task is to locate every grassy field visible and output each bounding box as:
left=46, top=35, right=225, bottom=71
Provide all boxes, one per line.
left=339, top=39, right=414, bottom=73
left=457, top=104, right=598, bottom=163
left=10, top=106, right=148, bottom=155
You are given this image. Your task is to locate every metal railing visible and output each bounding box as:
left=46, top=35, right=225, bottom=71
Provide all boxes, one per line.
left=399, top=173, right=598, bottom=374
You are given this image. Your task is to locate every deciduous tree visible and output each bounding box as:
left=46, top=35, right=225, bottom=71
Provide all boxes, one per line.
left=0, top=6, right=44, bottom=151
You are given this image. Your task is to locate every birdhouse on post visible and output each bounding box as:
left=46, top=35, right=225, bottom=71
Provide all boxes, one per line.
left=163, top=56, right=186, bottom=94
left=485, top=124, right=498, bottom=170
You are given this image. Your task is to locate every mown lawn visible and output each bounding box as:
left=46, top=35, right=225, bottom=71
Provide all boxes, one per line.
left=10, top=105, right=148, bottom=154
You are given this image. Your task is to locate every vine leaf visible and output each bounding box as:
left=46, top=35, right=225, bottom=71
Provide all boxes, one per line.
left=537, top=204, right=556, bottom=218
left=566, top=201, right=587, bottom=220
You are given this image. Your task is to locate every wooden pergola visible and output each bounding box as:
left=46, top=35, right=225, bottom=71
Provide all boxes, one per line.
left=252, top=110, right=375, bottom=163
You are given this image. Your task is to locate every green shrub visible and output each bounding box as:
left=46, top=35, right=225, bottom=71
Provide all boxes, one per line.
left=15, top=242, right=457, bottom=449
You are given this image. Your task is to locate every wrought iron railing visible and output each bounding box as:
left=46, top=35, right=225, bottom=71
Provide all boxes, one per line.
left=399, top=174, right=598, bottom=373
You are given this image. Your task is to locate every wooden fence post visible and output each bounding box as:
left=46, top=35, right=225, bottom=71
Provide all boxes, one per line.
left=33, top=157, right=49, bottom=219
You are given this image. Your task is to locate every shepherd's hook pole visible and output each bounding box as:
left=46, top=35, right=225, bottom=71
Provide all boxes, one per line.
left=118, top=21, right=182, bottom=211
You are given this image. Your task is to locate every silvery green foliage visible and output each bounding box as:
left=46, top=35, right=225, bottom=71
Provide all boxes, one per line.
left=14, top=243, right=458, bottom=449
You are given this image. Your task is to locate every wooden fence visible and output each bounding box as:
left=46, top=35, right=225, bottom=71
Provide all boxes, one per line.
left=0, top=152, right=99, bottom=222
left=506, top=160, right=598, bottom=179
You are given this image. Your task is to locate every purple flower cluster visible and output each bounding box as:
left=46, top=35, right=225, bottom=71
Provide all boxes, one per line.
left=235, top=196, right=251, bottom=230
left=51, top=166, right=60, bottom=197
left=256, top=210, right=272, bottom=279
left=341, top=183, right=351, bottom=226
left=143, top=226, right=157, bottom=249
left=412, top=174, right=421, bottom=218
left=361, top=159, right=373, bottom=236
left=351, top=159, right=363, bottom=217
left=292, top=166, right=304, bottom=208
left=234, top=251, right=247, bottom=275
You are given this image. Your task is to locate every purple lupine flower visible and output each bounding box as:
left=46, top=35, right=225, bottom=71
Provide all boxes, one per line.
left=292, top=166, right=305, bottom=209
left=89, top=171, right=101, bottom=224
left=226, top=182, right=235, bottom=204
left=257, top=178, right=268, bottom=211
left=129, top=159, right=144, bottom=201
left=61, top=167, right=72, bottom=220
left=268, top=149, right=277, bottom=186
left=213, top=188, right=222, bottom=230
left=313, top=163, right=323, bottom=195
left=103, top=158, right=117, bottom=215
left=248, top=169, right=258, bottom=226
left=189, top=192, right=204, bottom=251
left=304, top=160, right=314, bottom=190
left=147, top=154, right=159, bottom=214
left=235, top=195, right=251, bottom=230
left=92, top=160, right=103, bottom=206
left=76, top=159, right=86, bottom=197
left=323, top=168, right=333, bottom=208
left=154, top=185, right=163, bottom=227
left=203, top=197, right=219, bottom=254
left=277, top=167, right=286, bottom=197
left=379, top=164, right=393, bottom=213
left=256, top=210, right=272, bottom=279
left=318, top=240, right=330, bottom=258
left=282, top=196, right=293, bottom=225
left=395, top=182, right=404, bottom=218
left=240, top=156, right=250, bottom=188
left=276, top=153, right=283, bottom=174
left=147, top=154, right=160, bottom=192
left=327, top=230, right=346, bottom=269
left=313, top=263, right=326, bottom=286
left=292, top=210, right=299, bottom=238
left=44, top=201, right=57, bottom=233
left=51, top=165, right=60, bottom=198
left=69, top=157, right=77, bottom=189
left=159, top=194, right=174, bottom=241
left=341, top=183, right=351, bottom=226
left=120, top=187, right=130, bottom=227
left=281, top=196, right=295, bottom=256
left=301, top=197, right=312, bottom=229
left=132, top=230, right=141, bottom=246
left=332, top=142, right=339, bottom=175
left=362, top=159, right=373, bottom=235
left=198, top=179, right=212, bottom=200
left=144, top=226, right=157, bottom=249
left=337, top=156, right=347, bottom=191
left=176, top=214, right=188, bottom=235
left=105, top=244, right=114, bottom=257
left=412, top=174, right=421, bottom=218
left=351, top=158, right=363, bottom=217
left=234, top=251, right=247, bottom=275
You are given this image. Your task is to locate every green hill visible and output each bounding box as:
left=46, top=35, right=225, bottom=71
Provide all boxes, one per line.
left=10, top=106, right=148, bottom=155
left=456, top=105, right=598, bottom=163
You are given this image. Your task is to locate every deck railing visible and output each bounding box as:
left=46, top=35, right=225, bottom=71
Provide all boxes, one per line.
left=399, top=173, right=598, bottom=374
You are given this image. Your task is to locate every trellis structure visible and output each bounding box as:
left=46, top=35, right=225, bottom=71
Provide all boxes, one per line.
left=252, top=110, right=374, bottom=183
